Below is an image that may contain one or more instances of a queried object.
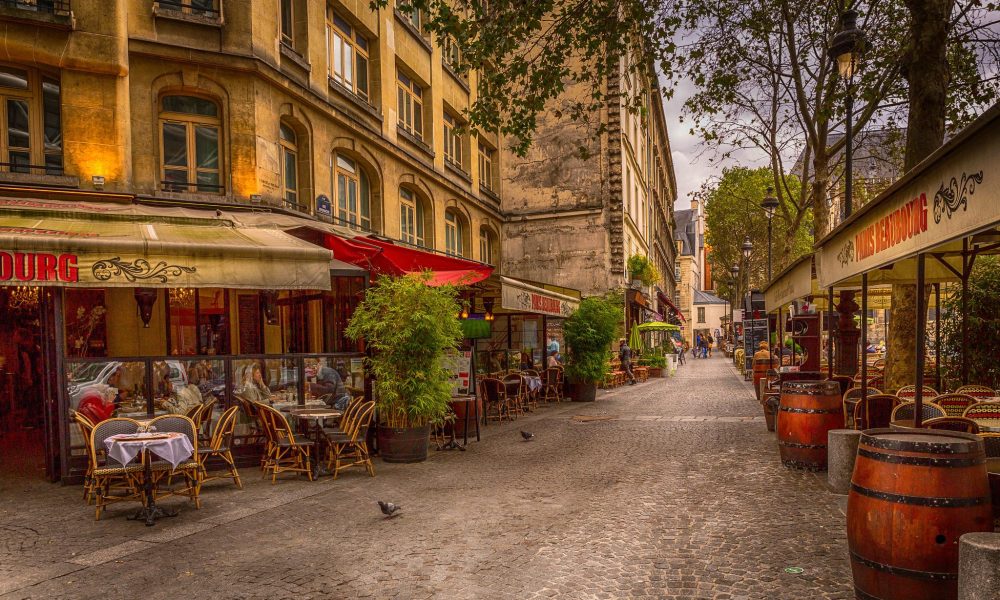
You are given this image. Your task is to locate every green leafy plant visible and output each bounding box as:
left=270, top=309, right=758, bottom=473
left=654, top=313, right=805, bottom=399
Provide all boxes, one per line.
left=563, top=293, right=623, bottom=383
left=639, top=354, right=667, bottom=369
left=940, top=256, right=1000, bottom=390
left=626, top=254, right=661, bottom=286
left=345, top=272, right=463, bottom=428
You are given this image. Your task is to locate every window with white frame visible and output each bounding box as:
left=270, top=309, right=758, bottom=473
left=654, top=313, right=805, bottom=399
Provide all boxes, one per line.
left=396, top=70, right=424, bottom=140
left=480, top=226, right=498, bottom=265
left=279, top=122, right=298, bottom=207
left=444, top=210, right=465, bottom=257
left=399, top=187, right=425, bottom=247
left=478, top=142, right=496, bottom=192
left=334, top=154, right=371, bottom=231
left=327, top=11, right=370, bottom=102
left=443, top=112, right=465, bottom=170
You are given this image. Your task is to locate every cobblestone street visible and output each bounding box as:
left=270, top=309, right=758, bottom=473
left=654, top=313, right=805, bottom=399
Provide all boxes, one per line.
left=1, top=357, right=853, bottom=599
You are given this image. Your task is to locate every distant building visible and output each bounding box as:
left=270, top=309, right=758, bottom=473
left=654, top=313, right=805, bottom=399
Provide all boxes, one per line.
left=673, top=199, right=707, bottom=345
left=693, top=289, right=728, bottom=348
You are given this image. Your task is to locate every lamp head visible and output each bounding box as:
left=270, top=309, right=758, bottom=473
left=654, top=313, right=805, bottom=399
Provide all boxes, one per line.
left=829, top=10, right=865, bottom=79
left=741, top=237, right=753, bottom=260
left=761, top=187, right=779, bottom=219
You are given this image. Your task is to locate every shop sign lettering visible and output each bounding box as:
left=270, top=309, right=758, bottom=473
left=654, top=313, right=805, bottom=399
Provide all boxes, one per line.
left=853, top=193, right=929, bottom=263
left=531, top=293, right=561, bottom=314
left=0, top=251, right=79, bottom=283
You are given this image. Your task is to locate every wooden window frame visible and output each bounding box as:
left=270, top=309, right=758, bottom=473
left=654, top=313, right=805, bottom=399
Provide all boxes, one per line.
left=444, top=210, right=465, bottom=257
left=0, top=65, right=61, bottom=175
left=159, top=95, right=223, bottom=194
left=396, top=70, right=424, bottom=140
left=279, top=122, right=298, bottom=207
left=327, top=10, right=370, bottom=102
left=478, top=142, right=496, bottom=192
left=443, top=112, right=464, bottom=170
left=334, top=153, right=371, bottom=231
left=280, top=0, right=295, bottom=48
left=479, top=226, right=497, bottom=266
left=399, top=187, right=426, bottom=247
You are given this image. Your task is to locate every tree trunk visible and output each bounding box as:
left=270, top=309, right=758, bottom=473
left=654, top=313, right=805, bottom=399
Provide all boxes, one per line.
left=885, top=0, right=954, bottom=392
left=811, top=150, right=831, bottom=238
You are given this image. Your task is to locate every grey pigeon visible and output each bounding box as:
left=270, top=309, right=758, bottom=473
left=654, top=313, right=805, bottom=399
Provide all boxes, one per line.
left=377, top=501, right=402, bottom=517
left=520, top=430, right=534, bottom=441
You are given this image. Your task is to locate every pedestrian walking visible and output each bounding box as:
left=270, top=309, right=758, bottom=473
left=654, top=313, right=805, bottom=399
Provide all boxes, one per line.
left=619, top=339, right=637, bottom=385
left=694, top=333, right=702, bottom=359
left=706, top=334, right=714, bottom=358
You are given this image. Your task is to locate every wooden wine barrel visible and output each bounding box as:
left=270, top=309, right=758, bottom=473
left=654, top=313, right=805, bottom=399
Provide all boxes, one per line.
left=776, top=380, right=842, bottom=470
left=752, top=358, right=772, bottom=401
left=847, top=429, right=993, bottom=600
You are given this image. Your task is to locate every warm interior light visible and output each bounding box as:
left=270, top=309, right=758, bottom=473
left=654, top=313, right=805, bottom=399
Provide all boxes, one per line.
left=837, top=52, right=856, bottom=78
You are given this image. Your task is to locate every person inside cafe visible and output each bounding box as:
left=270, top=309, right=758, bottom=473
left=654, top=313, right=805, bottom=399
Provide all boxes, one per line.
left=236, top=363, right=272, bottom=404
left=546, top=350, right=561, bottom=368
left=547, top=336, right=561, bottom=362
left=313, top=358, right=351, bottom=410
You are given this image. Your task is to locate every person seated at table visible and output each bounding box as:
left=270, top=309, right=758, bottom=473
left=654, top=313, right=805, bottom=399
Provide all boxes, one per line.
left=313, top=359, right=351, bottom=410
left=546, top=350, right=560, bottom=368
left=77, top=388, right=116, bottom=424
left=237, top=363, right=272, bottom=404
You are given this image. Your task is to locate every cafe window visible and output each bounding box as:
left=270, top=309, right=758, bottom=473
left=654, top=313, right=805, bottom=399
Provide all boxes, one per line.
left=64, top=289, right=108, bottom=358
left=396, top=70, right=424, bottom=140
left=160, top=94, right=222, bottom=194
left=443, top=112, right=465, bottom=170
left=279, top=122, right=299, bottom=208
left=167, top=288, right=230, bottom=356
left=478, top=141, right=496, bottom=192
left=327, top=11, right=370, bottom=102
left=399, top=187, right=426, bottom=247
left=0, top=65, right=61, bottom=175
left=335, top=154, right=371, bottom=231
left=444, top=209, right=465, bottom=257
left=324, top=276, right=366, bottom=352
left=480, top=225, right=498, bottom=266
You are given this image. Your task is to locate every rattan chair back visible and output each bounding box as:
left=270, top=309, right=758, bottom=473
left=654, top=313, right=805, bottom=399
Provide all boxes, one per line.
left=920, top=416, right=980, bottom=434
left=208, top=405, right=240, bottom=452
left=962, top=402, right=1000, bottom=425
left=955, top=385, right=997, bottom=399
left=90, top=418, right=141, bottom=469
left=896, top=385, right=939, bottom=399
left=844, top=387, right=882, bottom=402
left=258, top=404, right=301, bottom=447
left=890, top=401, right=946, bottom=422
left=854, top=394, right=900, bottom=430
left=185, top=403, right=203, bottom=420
left=197, top=398, right=218, bottom=433
left=503, top=373, right=525, bottom=394
left=349, top=401, right=375, bottom=442
left=147, top=414, right=199, bottom=453
left=933, top=394, right=977, bottom=417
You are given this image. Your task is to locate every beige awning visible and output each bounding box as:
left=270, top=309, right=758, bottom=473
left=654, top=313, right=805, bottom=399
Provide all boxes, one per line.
left=0, top=199, right=334, bottom=289
left=764, top=255, right=814, bottom=311
left=498, top=276, right=580, bottom=317
left=815, top=104, right=1000, bottom=288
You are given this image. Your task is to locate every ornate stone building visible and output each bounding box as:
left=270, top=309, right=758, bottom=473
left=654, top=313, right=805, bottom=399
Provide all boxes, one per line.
left=498, top=58, right=678, bottom=315
left=0, top=0, right=503, bottom=264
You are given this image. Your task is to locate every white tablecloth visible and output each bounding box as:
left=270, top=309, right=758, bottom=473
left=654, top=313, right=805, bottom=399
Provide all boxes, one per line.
left=524, top=376, right=542, bottom=393
left=105, top=432, right=194, bottom=470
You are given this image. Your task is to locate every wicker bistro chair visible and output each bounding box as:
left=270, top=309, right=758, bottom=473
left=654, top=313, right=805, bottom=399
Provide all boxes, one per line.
left=258, top=404, right=314, bottom=483
left=233, top=395, right=266, bottom=447
left=519, top=371, right=540, bottom=411
left=542, top=367, right=563, bottom=403
left=933, top=393, right=977, bottom=418
left=853, top=394, right=901, bottom=430
left=955, top=385, right=998, bottom=399
left=896, top=385, right=939, bottom=400
left=195, top=398, right=217, bottom=443
left=890, top=401, right=947, bottom=423
left=842, top=387, right=882, bottom=428
left=146, top=414, right=203, bottom=509
left=197, top=405, right=242, bottom=489
left=981, top=433, right=1000, bottom=459
left=184, top=403, right=204, bottom=421
left=72, top=411, right=98, bottom=504
left=962, top=402, right=1000, bottom=431
left=503, top=374, right=528, bottom=416
left=479, top=377, right=510, bottom=423
left=324, top=401, right=376, bottom=479
left=89, top=418, right=144, bottom=520
left=920, top=417, right=981, bottom=434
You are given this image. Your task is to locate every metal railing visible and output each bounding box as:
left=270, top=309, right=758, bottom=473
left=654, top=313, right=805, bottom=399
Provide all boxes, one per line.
left=0, top=0, right=71, bottom=16
left=0, top=161, right=64, bottom=176
left=160, top=180, right=225, bottom=194
left=154, top=0, right=220, bottom=17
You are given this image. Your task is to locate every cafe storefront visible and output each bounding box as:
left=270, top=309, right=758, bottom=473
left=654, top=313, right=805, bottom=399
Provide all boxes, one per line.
left=0, top=198, right=368, bottom=483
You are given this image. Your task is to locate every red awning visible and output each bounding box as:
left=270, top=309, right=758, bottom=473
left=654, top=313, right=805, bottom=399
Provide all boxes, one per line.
left=657, top=290, right=686, bottom=323
left=322, top=234, right=493, bottom=286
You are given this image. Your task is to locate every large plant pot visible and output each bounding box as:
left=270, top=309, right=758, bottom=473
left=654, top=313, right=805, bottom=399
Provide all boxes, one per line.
left=377, top=424, right=431, bottom=463
left=449, top=395, right=482, bottom=438
left=569, top=382, right=598, bottom=402
left=647, top=367, right=663, bottom=378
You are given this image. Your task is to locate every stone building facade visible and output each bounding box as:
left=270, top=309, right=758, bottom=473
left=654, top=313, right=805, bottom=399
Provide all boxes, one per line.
left=673, top=200, right=706, bottom=345
left=499, top=58, right=678, bottom=306
left=0, top=0, right=503, bottom=264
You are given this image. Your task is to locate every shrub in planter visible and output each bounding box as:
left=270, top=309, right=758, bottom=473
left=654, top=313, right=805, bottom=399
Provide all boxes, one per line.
left=626, top=254, right=662, bottom=287
left=345, top=273, right=462, bottom=462
left=564, top=294, right=622, bottom=401
left=639, top=352, right=667, bottom=377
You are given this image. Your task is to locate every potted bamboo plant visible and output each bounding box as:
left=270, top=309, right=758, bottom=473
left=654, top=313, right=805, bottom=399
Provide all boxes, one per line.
left=563, top=294, right=622, bottom=402
left=345, top=273, right=463, bottom=463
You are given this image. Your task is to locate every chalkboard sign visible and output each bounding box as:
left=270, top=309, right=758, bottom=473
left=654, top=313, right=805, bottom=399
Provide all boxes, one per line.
left=238, top=295, right=262, bottom=354
left=743, top=318, right=769, bottom=372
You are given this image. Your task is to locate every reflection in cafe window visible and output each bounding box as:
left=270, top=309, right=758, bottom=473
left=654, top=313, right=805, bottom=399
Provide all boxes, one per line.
left=167, top=288, right=230, bottom=355
left=64, top=289, right=107, bottom=357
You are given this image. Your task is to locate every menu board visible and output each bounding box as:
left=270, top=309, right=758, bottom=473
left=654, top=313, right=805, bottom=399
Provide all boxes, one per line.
left=743, top=319, right=769, bottom=372
left=443, top=350, right=473, bottom=395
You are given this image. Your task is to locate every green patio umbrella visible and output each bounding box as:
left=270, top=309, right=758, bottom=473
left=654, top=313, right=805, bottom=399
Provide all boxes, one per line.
left=629, top=323, right=644, bottom=354
left=637, top=321, right=681, bottom=332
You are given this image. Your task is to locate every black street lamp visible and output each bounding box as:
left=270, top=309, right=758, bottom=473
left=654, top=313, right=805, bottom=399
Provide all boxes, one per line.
left=829, top=9, right=866, bottom=221
left=761, top=187, right=779, bottom=281
left=730, top=264, right=739, bottom=345
left=740, top=236, right=753, bottom=304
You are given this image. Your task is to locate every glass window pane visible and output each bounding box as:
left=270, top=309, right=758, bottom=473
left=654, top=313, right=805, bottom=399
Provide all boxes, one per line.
left=337, top=173, right=348, bottom=210
left=195, top=125, right=218, bottom=169
left=45, top=152, right=63, bottom=175
left=280, top=123, right=296, bottom=144
left=9, top=151, right=29, bottom=173
left=163, top=168, right=189, bottom=191
left=415, top=203, right=424, bottom=243
left=355, top=34, right=368, bottom=52
left=348, top=179, right=357, bottom=214
left=360, top=172, right=370, bottom=222
left=356, top=55, right=368, bottom=98
left=333, top=33, right=344, bottom=79
left=162, top=95, right=218, bottom=117
left=280, top=0, right=293, bottom=39
left=284, top=149, right=297, bottom=189
left=162, top=122, right=188, bottom=167
left=413, top=102, right=422, bottom=138
left=7, top=99, right=29, bottom=151
left=196, top=170, right=220, bottom=192
left=336, top=155, right=355, bottom=172
left=333, top=14, right=352, bottom=33
left=42, top=78, right=61, bottom=153
left=397, top=88, right=406, bottom=127
left=344, top=45, right=353, bottom=85
left=0, top=66, right=28, bottom=90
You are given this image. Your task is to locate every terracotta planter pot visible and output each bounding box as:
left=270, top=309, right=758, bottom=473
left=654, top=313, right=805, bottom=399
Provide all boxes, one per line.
left=647, top=367, right=663, bottom=378
left=377, top=424, right=431, bottom=463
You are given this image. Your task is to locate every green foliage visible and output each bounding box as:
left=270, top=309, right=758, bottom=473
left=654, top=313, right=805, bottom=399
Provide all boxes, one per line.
left=638, top=353, right=667, bottom=368
left=940, top=257, right=1000, bottom=390
left=563, top=293, right=623, bottom=383
left=703, top=166, right=811, bottom=299
left=345, top=273, right=463, bottom=428
left=627, top=254, right=661, bottom=286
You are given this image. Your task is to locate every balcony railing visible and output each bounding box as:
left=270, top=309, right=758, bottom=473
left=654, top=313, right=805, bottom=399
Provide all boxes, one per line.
left=160, top=180, right=225, bottom=194
left=154, top=0, right=221, bottom=17
left=0, top=161, right=64, bottom=176
left=0, top=0, right=71, bottom=16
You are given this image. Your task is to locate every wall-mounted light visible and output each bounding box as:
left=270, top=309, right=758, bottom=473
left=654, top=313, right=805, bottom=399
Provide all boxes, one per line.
left=92, top=175, right=105, bottom=190
left=134, top=288, right=158, bottom=328
left=250, top=194, right=263, bottom=203
left=261, top=290, right=279, bottom=324
left=483, top=298, right=495, bottom=321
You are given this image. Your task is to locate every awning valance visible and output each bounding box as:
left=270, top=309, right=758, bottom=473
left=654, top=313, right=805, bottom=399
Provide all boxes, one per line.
left=0, top=203, right=334, bottom=289
left=764, top=255, right=814, bottom=311
left=656, top=290, right=686, bottom=323
left=498, top=275, right=579, bottom=316
left=322, top=234, right=493, bottom=286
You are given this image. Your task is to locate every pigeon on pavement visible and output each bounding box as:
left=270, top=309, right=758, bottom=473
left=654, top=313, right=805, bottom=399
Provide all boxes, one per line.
left=377, top=501, right=402, bottom=517
left=520, top=430, right=534, bottom=441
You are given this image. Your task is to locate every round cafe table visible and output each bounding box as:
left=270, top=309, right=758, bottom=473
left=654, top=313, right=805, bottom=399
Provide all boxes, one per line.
left=290, top=408, right=342, bottom=477
left=105, top=432, right=194, bottom=526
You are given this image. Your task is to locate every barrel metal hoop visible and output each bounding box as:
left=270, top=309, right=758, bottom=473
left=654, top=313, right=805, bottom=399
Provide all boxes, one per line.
left=850, top=483, right=989, bottom=507
left=781, top=380, right=840, bottom=395
left=861, top=429, right=984, bottom=455
left=778, top=407, right=842, bottom=414
left=850, top=549, right=958, bottom=581
left=779, top=441, right=826, bottom=450
left=853, top=586, right=882, bottom=600
left=857, top=447, right=984, bottom=468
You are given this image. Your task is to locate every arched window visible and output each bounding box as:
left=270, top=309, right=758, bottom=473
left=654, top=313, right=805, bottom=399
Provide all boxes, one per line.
left=444, top=210, right=466, bottom=257
left=399, top=187, right=425, bottom=247
left=279, top=122, right=298, bottom=207
left=479, top=226, right=498, bottom=266
left=160, top=94, right=222, bottom=193
left=334, top=154, right=371, bottom=231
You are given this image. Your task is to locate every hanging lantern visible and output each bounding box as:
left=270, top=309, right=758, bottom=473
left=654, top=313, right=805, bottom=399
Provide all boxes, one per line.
left=261, top=290, right=279, bottom=324
left=134, top=288, right=158, bottom=328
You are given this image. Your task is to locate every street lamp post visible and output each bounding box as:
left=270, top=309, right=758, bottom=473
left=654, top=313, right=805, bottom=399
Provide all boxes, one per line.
left=829, top=10, right=866, bottom=221
left=730, top=264, right=739, bottom=347
left=761, top=187, right=779, bottom=281
left=741, top=236, right=753, bottom=305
